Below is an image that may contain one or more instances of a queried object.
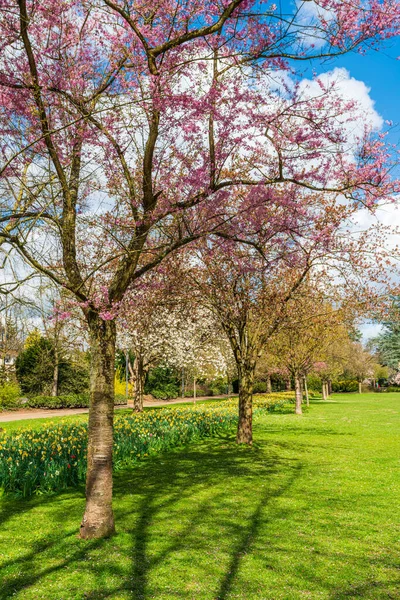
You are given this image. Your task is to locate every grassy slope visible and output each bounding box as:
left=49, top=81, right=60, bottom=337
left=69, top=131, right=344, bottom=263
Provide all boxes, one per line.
left=1, top=393, right=400, bottom=600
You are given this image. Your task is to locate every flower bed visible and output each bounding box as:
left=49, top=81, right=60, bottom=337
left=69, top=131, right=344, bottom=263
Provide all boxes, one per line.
left=0, top=393, right=294, bottom=497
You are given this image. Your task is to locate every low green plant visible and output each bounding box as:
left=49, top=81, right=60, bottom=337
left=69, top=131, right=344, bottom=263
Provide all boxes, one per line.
left=151, top=383, right=179, bottom=399
left=331, top=380, right=359, bottom=393
left=253, top=381, right=268, bottom=394
left=0, top=382, right=21, bottom=410
left=25, top=393, right=126, bottom=409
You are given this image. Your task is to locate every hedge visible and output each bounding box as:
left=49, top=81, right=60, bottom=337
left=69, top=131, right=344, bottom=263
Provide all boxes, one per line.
left=24, top=393, right=127, bottom=409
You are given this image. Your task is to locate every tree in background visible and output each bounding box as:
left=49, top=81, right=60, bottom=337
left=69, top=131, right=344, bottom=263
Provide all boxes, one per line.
left=118, top=275, right=229, bottom=410
left=269, top=292, right=347, bottom=414
left=16, top=329, right=89, bottom=396
left=345, top=343, right=375, bottom=393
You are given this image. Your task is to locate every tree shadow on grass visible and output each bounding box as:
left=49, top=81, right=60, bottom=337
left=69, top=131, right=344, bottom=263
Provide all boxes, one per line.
left=0, top=433, right=300, bottom=600
left=108, top=437, right=304, bottom=600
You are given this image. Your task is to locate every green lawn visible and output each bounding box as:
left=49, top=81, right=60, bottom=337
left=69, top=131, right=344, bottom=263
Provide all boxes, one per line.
left=1, top=393, right=400, bottom=599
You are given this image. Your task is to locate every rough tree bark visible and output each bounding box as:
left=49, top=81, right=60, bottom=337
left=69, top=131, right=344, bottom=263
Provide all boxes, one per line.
left=294, top=374, right=303, bottom=415
left=237, top=364, right=255, bottom=444
left=266, top=373, right=272, bottom=394
left=79, top=315, right=116, bottom=539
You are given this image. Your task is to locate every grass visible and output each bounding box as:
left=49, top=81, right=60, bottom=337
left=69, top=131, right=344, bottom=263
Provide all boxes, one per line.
left=1, top=392, right=400, bottom=599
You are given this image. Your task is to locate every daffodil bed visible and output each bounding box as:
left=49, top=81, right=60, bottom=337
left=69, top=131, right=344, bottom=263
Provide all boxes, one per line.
left=0, top=393, right=295, bottom=497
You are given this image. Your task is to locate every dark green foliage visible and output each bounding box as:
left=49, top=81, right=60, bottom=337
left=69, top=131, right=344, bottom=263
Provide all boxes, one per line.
left=208, top=377, right=228, bottom=396
left=373, top=330, right=400, bottom=369
left=24, top=393, right=126, bottom=409
left=16, top=337, right=89, bottom=396
left=331, top=380, right=359, bottom=393
left=57, top=361, right=89, bottom=395
left=307, top=374, right=322, bottom=392
left=15, top=337, right=54, bottom=395
left=253, top=381, right=268, bottom=394
left=145, top=366, right=179, bottom=398
left=151, top=384, right=179, bottom=399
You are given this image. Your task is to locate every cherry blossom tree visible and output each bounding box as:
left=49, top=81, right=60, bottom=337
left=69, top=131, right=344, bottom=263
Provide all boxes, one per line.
left=0, top=0, right=399, bottom=538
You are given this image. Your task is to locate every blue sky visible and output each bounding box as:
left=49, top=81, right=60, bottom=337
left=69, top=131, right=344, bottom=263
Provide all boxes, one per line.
left=275, top=1, right=400, bottom=340
left=320, top=39, right=400, bottom=146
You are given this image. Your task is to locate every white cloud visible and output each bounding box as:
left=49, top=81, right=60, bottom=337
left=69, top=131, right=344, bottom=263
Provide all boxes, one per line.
left=298, top=67, right=383, bottom=137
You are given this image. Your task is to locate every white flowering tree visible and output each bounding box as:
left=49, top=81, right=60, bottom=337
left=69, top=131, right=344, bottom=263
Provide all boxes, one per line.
left=118, top=280, right=231, bottom=410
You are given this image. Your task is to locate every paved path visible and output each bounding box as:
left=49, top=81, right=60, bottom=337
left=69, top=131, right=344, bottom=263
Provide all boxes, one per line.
left=0, top=395, right=231, bottom=423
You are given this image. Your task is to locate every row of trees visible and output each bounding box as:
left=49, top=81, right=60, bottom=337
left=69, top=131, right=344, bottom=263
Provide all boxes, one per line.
left=1, top=0, right=399, bottom=539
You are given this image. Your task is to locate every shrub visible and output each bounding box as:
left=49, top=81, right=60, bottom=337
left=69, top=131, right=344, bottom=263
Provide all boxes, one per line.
left=253, top=381, right=268, bottom=394
left=16, top=335, right=89, bottom=396
left=0, top=382, right=21, bottom=410
left=208, top=377, right=228, bottom=396
left=145, top=366, right=179, bottom=398
left=25, top=393, right=127, bottom=409
left=331, top=380, right=359, bottom=393
left=306, top=374, right=322, bottom=392
left=151, top=384, right=179, bottom=399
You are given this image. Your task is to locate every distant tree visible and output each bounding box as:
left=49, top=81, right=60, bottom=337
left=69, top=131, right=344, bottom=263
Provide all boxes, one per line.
left=16, top=330, right=89, bottom=396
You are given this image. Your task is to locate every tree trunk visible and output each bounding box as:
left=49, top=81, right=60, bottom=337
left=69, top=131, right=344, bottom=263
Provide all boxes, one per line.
left=322, top=382, right=327, bottom=401
left=51, top=348, right=59, bottom=397
left=294, top=374, right=302, bottom=415
left=304, top=376, right=309, bottom=407
left=133, top=357, right=145, bottom=412
left=358, top=381, right=362, bottom=394
left=285, top=377, right=291, bottom=391
left=328, top=379, right=332, bottom=395
left=193, top=376, right=196, bottom=404
left=80, top=316, right=116, bottom=540
left=237, top=366, right=254, bottom=445
left=266, top=373, right=272, bottom=394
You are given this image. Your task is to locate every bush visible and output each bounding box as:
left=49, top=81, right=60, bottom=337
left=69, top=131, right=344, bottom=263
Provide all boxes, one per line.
left=25, top=393, right=127, bottom=409
left=306, top=374, right=322, bottom=392
left=16, top=335, right=89, bottom=396
left=379, top=386, right=400, bottom=393
left=151, top=384, right=179, bottom=400
left=253, top=381, right=268, bottom=394
left=208, top=377, right=227, bottom=396
left=331, top=380, right=359, bottom=393
left=0, top=382, right=21, bottom=410
left=145, top=366, right=179, bottom=398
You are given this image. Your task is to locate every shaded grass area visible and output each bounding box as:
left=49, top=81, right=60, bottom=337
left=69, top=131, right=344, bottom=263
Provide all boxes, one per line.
left=1, top=393, right=400, bottom=599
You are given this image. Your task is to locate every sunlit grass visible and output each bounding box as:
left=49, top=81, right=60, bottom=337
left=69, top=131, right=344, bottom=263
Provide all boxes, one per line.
left=1, top=393, right=399, bottom=599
